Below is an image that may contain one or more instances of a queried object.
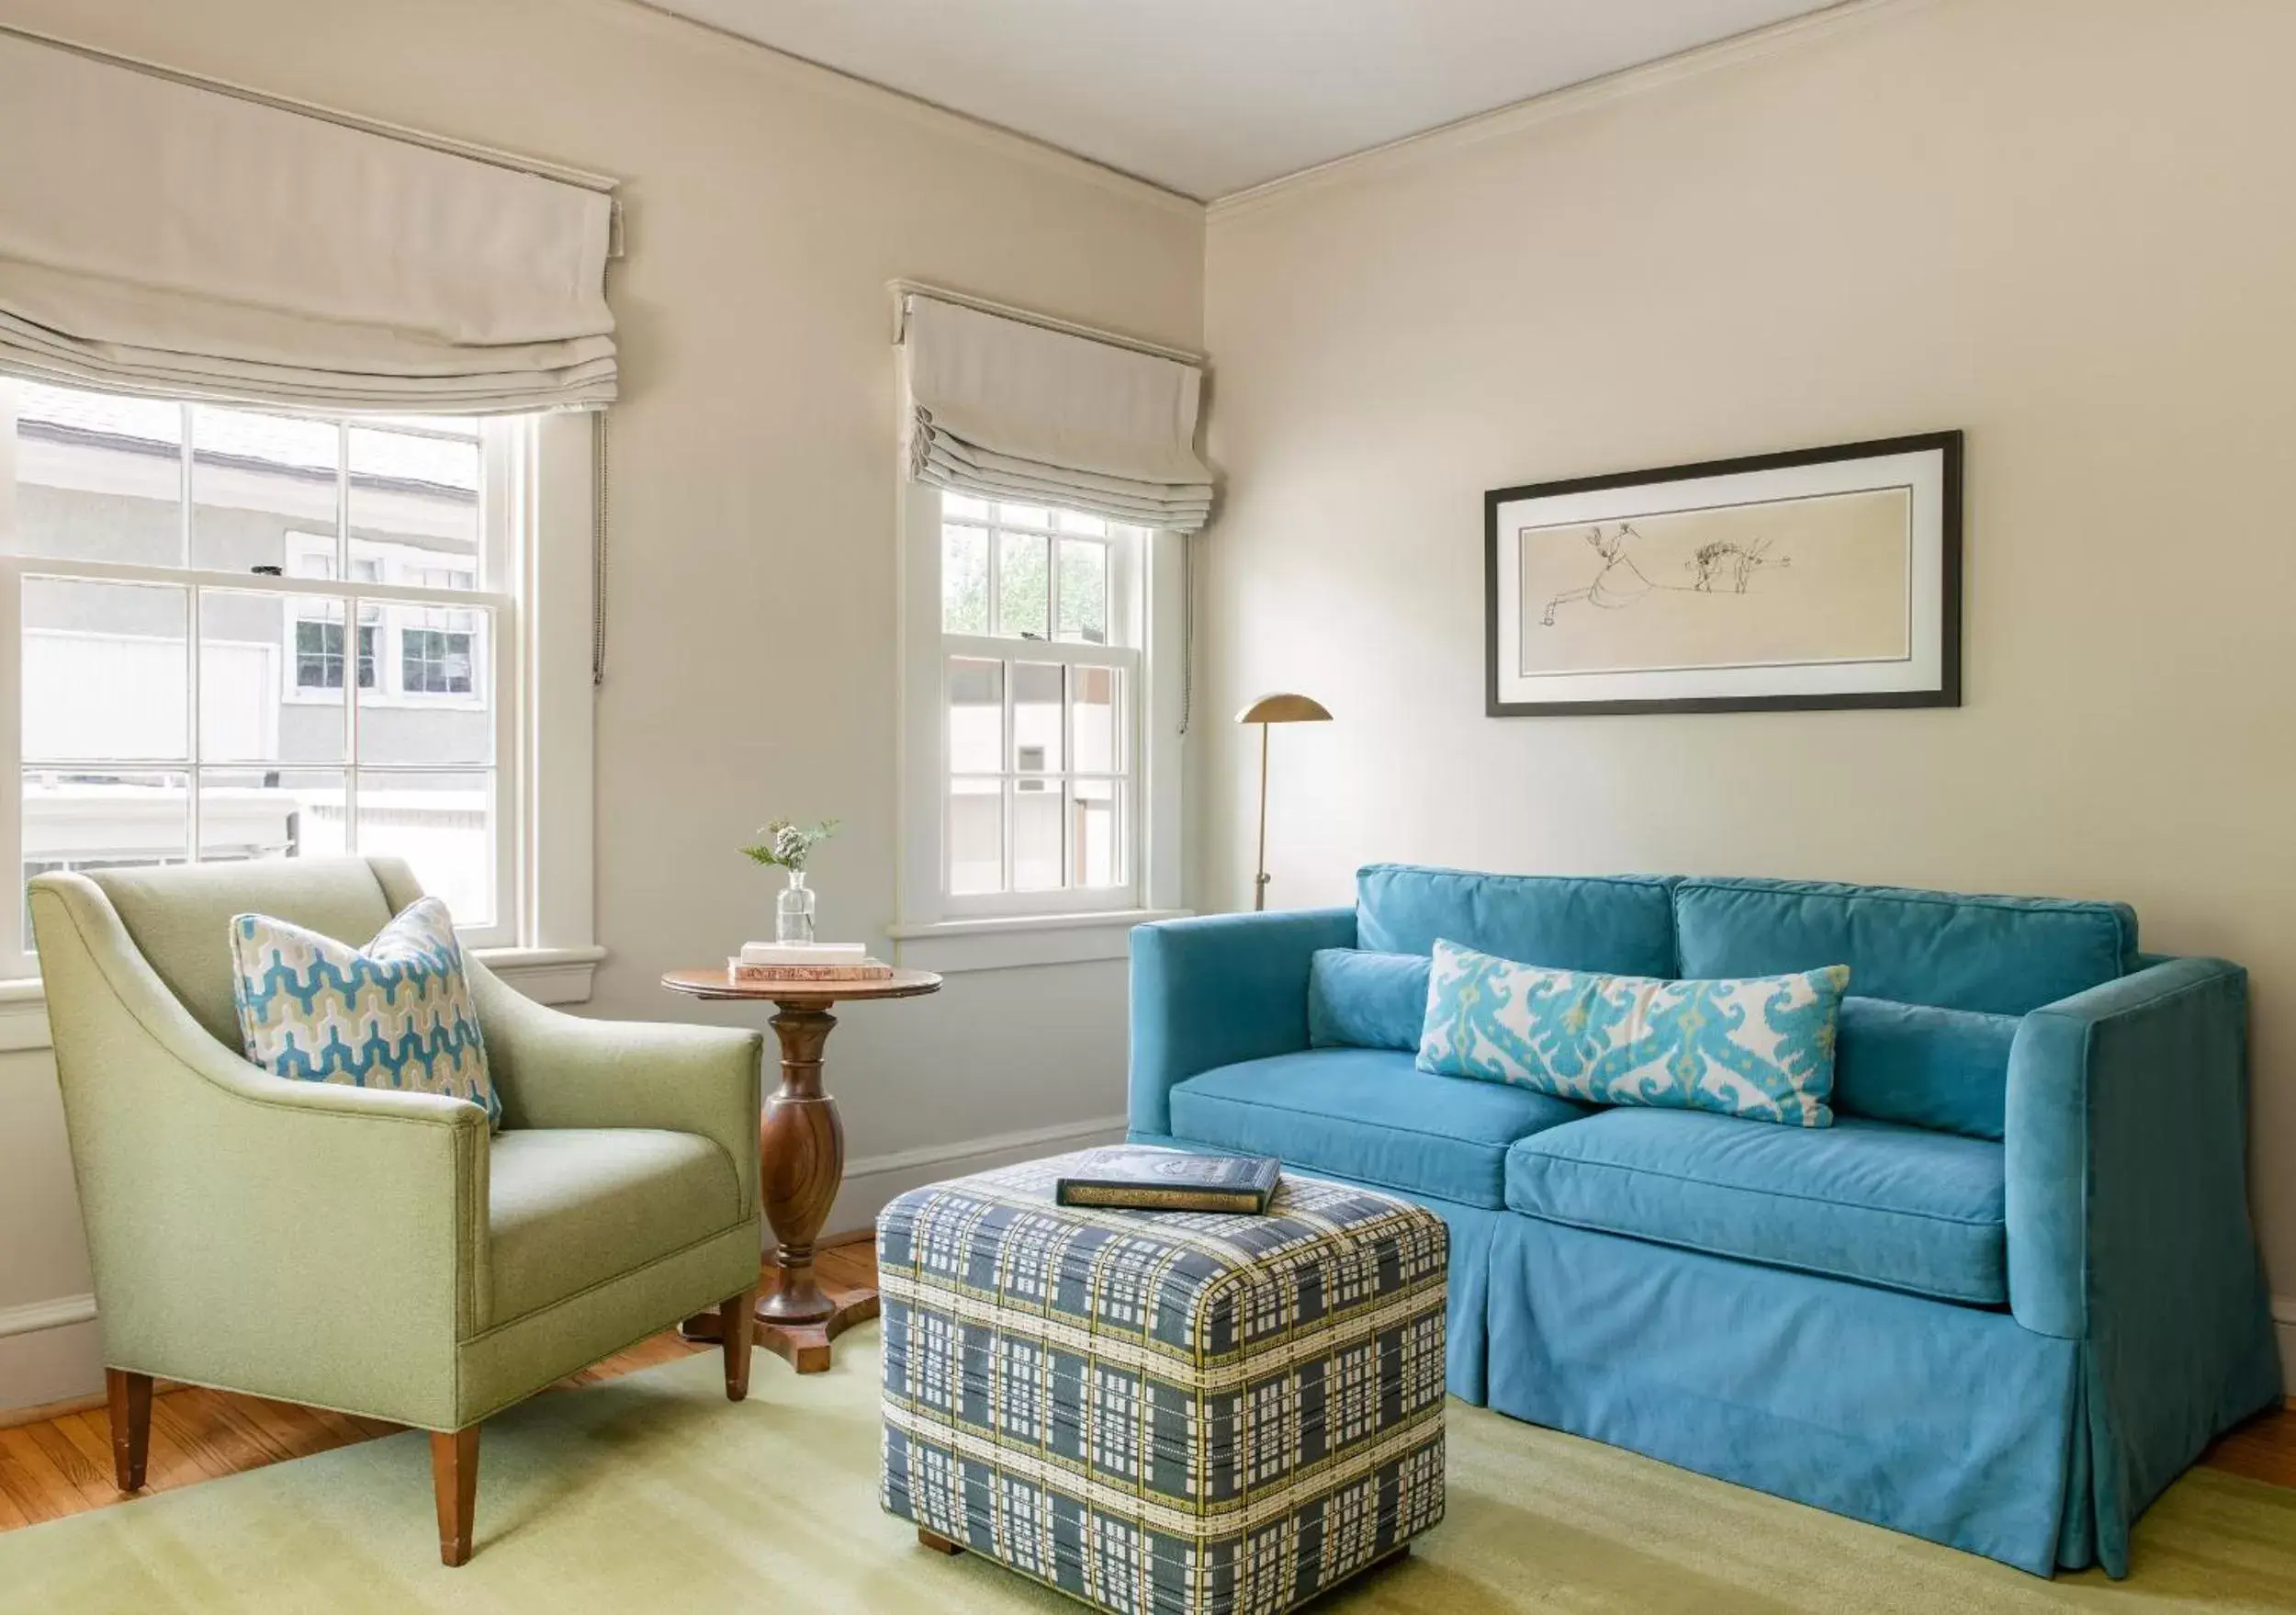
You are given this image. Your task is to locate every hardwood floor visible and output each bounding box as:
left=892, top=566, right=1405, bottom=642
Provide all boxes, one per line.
left=1, top=1237, right=2290, bottom=1530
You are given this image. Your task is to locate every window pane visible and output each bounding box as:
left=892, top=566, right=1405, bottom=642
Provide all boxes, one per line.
left=23, top=770, right=189, bottom=950
left=1012, top=663, right=1063, bottom=774
left=22, top=578, right=187, bottom=761
left=1072, top=665, right=1119, bottom=774
left=996, top=530, right=1048, bottom=638
left=359, top=605, right=491, bottom=765
left=8, top=383, right=183, bottom=565
left=190, top=406, right=340, bottom=573
left=347, top=426, right=480, bottom=584
left=1056, top=510, right=1107, bottom=536
left=946, top=657, right=1003, bottom=774
left=199, top=769, right=347, bottom=861
left=355, top=771, right=493, bottom=926
left=996, top=503, right=1051, bottom=529
left=948, top=777, right=1001, bottom=896
left=1071, top=778, right=1120, bottom=889
left=1056, top=538, right=1108, bottom=644
left=201, top=589, right=341, bottom=763
left=941, top=524, right=988, bottom=634
left=1012, top=778, right=1062, bottom=892
left=941, top=492, right=989, bottom=521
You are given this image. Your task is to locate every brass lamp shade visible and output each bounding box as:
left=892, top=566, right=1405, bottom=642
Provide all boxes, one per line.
left=1235, top=693, right=1334, bottom=725
left=1236, top=692, right=1332, bottom=910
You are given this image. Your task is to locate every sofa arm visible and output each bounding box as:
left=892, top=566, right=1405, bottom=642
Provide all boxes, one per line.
left=1129, top=909, right=1357, bottom=1136
left=2005, top=954, right=2282, bottom=1572
left=470, top=962, right=762, bottom=1221
left=2005, top=956, right=2269, bottom=1342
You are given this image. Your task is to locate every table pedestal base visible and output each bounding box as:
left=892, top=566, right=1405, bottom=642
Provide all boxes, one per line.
left=680, top=1271, right=878, bottom=1374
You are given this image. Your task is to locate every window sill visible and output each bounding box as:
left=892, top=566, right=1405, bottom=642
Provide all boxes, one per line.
left=888, top=909, right=1189, bottom=975
left=0, top=943, right=603, bottom=1056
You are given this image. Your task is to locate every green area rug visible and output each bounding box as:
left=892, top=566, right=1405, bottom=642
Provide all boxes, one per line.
left=4, top=1324, right=2292, bottom=1613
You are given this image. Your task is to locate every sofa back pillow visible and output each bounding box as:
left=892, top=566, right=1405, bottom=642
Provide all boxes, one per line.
left=1832, top=996, right=2018, bottom=1140
left=1417, top=938, right=1848, bottom=1128
left=1356, top=864, right=1677, bottom=977
left=231, top=896, right=498, bottom=1127
left=1307, top=949, right=1433, bottom=1051
left=1674, top=876, right=2134, bottom=1016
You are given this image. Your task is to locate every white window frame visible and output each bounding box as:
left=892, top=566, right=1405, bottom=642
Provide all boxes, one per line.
left=895, top=481, right=1187, bottom=972
left=0, top=385, right=602, bottom=1039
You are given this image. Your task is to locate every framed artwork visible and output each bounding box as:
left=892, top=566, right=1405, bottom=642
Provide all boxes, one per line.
left=1484, top=432, right=1962, bottom=717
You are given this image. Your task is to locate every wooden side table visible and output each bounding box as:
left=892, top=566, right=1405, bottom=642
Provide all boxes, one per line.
left=661, top=966, right=942, bottom=1372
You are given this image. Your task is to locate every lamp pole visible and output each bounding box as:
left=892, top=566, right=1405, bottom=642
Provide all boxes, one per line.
left=1235, top=693, right=1332, bottom=914
left=1254, top=720, right=1272, bottom=911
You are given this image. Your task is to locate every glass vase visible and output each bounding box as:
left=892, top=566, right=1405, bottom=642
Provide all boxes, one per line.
left=775, top=869, right=816, bottom=946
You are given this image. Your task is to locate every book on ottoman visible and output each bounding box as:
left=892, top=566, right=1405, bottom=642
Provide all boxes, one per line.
left=1053, top=1146, right=1281, bottom=1214
left=877, top=1151, right=1448, bottom=1615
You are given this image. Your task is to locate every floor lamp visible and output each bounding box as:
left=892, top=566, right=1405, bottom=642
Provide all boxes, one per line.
left=1237, top=693, right=1333, bottom=911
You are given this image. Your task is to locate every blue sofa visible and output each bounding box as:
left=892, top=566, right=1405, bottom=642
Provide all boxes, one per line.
left=1127, top=864, right=2282, bottom=1578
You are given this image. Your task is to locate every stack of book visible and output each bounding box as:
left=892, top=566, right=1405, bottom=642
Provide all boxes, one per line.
left=726, top=942, right=894, bottom=984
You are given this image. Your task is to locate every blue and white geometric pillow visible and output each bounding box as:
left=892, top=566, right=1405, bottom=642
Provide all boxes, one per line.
left=1416, top=938, right=1849, bottom=1127
left=229, top=897, right=498, bottom=1127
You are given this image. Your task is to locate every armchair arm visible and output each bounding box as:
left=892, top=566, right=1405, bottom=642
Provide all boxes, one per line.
left=2004, top=956, right=2268, bottom=1341
left=1129, top=909, right=1357, bottom=1136
left=29, top=876, right=488, bottom=1429
left=469, top=962, right=761, bottom=1220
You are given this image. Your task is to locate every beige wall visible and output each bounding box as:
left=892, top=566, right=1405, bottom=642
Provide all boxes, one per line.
left=1199, top=0, right=2296, bottom=1351
left=0, top=0, right=1200, bottom=1409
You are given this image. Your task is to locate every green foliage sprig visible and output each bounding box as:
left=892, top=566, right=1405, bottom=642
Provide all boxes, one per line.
left=739, top=818, right=838, bottom=874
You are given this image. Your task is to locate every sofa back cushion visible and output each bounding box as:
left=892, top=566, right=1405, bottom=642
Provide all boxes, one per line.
left=1673, top=876, right=2134, bottom=1016
left=1356, top=864, right=1676, bottom=977
left=1832, top=997, right=2019, bottom=1141
left=1308, top=949, right=1430, bottom=1051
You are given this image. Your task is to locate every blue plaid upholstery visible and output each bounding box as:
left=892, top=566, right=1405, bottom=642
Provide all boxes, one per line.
left=878, top=1152, right=1448, bottom=1615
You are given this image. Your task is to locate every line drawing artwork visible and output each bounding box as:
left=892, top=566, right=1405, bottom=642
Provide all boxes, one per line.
left=1537, top=524, right=1790, bottom=627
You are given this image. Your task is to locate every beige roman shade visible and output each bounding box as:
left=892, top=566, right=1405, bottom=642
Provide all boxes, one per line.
left=900, top=295, right=1212, bottom=532
left=0, top=29, right=616, bottom=413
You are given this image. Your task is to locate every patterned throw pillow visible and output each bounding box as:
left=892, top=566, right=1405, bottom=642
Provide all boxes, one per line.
left=230, top=897, right=498, bottom=1127
left=1416, top=938, right=1849, bottom=1127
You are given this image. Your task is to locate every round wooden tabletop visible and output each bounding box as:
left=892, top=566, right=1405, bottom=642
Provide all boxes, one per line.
left=660, top=966, right=942, bottom=1005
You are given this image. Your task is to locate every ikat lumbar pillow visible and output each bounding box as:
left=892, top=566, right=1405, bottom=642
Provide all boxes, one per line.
left=1415, top=938, right=1849, bottom=1127
left=229, top=896, right=498, bottom=1126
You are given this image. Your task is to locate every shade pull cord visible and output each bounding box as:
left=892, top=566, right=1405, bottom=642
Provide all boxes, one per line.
left=591, top=407, right=610, bottom=685
left=1178, top=530, right=1194, bottom=736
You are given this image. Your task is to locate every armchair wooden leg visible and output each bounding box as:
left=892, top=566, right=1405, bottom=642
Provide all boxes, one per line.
left=106, top=1369, right=151, bottom=1493
left=430, top=1427, right=480, bottom=1566
left=722, top=1284, right=758, bottom=1402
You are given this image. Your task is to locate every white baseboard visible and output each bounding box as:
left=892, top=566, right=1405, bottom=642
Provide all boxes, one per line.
left=0, top=1315, right=103, bottom=1417
left=827, top=1111, right=1128, bottom=1237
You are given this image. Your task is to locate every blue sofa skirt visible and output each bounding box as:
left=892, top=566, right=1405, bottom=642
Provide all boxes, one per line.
left=1485, top=1214, right=2088, bottom=1575
left=1131, top=1130, right=1505, bottom=1406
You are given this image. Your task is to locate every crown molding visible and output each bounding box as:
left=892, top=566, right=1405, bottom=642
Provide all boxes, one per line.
left=606, top=0, right=1204, bottom=219
left=1207, top=0, right=1921, bottom=221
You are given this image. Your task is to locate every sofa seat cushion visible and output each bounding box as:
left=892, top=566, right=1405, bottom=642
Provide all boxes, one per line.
left=1168, top=1047, right=1586, bottom=1209
left=488, top=1129, right=743, bottom=1327
left=1504, top=1109, right=2006, bottom=1305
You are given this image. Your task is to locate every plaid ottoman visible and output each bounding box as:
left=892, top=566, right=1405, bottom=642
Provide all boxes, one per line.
left=877, top=1151, right=1447, bottom=1615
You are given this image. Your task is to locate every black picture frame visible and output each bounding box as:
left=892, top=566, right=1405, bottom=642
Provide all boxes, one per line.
left=1483, top=431, right=1963, bottom=717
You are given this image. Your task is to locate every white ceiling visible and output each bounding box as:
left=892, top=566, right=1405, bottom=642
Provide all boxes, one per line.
left=646, top=0, right=1843, bottom=200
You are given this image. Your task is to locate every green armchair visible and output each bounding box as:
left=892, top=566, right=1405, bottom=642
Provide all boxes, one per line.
left=29, top=857, right=764, bottom=1564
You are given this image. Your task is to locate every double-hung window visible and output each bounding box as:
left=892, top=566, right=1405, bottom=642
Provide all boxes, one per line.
left=899, top=485, right=1185, bottom=965
left=0, top=379, right=535, bottom=973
